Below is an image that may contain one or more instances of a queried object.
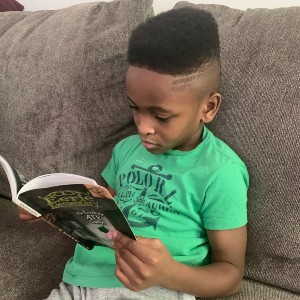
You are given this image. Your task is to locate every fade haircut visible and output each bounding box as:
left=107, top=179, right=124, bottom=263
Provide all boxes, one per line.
left=127, top=7, right=221, bottom=92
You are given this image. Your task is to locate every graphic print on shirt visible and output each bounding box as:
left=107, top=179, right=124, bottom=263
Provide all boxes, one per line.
left=116, top=164, right=179, bottom=229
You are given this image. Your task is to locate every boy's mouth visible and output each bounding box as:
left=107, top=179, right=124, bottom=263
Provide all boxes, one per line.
left=141, top=139, right=158, bottom=150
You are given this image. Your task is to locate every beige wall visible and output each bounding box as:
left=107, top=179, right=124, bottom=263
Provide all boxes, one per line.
left=21, top=0, right=300, bottom=13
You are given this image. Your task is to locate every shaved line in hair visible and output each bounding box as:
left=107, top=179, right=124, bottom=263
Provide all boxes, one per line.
left=171, top=60, right=221, bottom=96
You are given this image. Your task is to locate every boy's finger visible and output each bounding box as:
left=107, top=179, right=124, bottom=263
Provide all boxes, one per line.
left=114, top=232, right=142, bottom=249
left=113, top=232, right=155, bottom=263
left=17, top=207, right=39, bottom=221
left=19, top=213, right=38, bottom=221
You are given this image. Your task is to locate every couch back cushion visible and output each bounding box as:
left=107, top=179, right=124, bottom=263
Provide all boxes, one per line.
left=0, top=1, right=152, bottom=299
left=0, top=0, right=154, bottom=197
left=175, top=2, right=300, bottom=293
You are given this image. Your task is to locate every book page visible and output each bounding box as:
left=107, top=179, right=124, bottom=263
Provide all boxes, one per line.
left=0, top=155, right=27, bottom=200
left=18, top=173, right=97, bottom=195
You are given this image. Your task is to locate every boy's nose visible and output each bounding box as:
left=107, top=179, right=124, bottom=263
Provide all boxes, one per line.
left=135, top=115, right=155, bottom=135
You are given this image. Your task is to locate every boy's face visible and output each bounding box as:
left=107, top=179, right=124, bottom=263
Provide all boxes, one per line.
left=126, top=66, right=220, bottom=154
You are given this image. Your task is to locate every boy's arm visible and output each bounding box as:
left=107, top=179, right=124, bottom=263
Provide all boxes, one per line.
left=111, top=225, right=247, bottom=297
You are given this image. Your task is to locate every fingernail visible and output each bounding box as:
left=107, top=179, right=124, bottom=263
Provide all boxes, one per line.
left=106, top=231, right=113, bottom=240
left=107, top=230, right=118, bottom=240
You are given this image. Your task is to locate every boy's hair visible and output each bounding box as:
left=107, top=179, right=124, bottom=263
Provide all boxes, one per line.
left=128, top=7, right=221, bottom=87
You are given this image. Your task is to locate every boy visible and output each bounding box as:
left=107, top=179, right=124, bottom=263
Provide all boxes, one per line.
left=20, top=7, right=248, bottom=300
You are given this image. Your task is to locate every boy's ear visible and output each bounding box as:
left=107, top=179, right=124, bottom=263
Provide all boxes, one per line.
left=201, top=92, right=222, bottom=124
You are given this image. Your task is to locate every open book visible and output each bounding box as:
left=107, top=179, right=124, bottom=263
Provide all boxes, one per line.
left=0, top=155, right=135, bottom=250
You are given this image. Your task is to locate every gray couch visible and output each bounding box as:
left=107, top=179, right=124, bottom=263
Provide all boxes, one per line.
left=0, top=0, right=299, bottom=299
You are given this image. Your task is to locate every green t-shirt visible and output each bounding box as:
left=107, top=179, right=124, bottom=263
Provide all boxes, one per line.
left=63, top=126, right=249, bottom=288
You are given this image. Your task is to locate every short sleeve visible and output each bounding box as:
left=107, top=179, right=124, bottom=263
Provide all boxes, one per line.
left=201, top=162, right=249, bottom=230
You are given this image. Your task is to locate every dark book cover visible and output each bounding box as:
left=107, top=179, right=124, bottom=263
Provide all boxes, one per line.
left=19, top=184, right=135, bottom=249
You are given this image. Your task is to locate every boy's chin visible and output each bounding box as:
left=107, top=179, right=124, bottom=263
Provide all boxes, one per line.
left=143, top=146, right=169, bottom=155
left=145, top=147, right=164, bottom=154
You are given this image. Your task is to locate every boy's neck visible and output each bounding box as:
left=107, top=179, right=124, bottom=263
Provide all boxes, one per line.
left=173, top=125, right=204, bottom=152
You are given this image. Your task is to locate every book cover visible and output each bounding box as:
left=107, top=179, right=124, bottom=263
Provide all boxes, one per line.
left=0, top=155, right=135, bottom=250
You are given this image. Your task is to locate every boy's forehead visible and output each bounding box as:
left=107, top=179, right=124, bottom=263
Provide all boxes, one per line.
left=126, top=66, right=174, bottom=96
left=126, top=65, right=204, bottom=89
left=126, top=66, right=205, bottom=104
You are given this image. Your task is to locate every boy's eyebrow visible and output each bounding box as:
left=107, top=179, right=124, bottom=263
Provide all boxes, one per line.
left=127, top=96, right=175, bottom=114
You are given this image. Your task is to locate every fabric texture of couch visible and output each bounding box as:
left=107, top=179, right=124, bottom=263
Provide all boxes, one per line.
left=0, top=0, right=299, bottom=299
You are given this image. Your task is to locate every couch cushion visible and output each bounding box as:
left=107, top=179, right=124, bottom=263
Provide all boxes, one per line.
left=0, top=199, right=75, bottom=300
left=175, top=2, right=300, bottom=294
left=0, top=166, right=11, bottom=199
left=0, top=1, right=153, bottom=299
left=197, top=278, right=300, bottom=300
left=0, top=0, right=153, bottom=197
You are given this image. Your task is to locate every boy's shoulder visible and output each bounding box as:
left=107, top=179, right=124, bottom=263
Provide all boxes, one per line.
left=203, top=128, right=249, bottom=187
left=204, top=127, right=246, bottom=167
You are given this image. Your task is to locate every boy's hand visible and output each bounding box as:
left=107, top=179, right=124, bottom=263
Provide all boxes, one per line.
left=108, top=231, right=176, bottom=291
left=17, top=207, right=39, bottom=222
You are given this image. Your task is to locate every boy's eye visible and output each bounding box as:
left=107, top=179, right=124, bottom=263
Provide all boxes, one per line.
left=155, top=115, right=170, bottom=122
left=128, top=104, right=170, bottom=122
left=129, top=105, right=138, bottom=111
